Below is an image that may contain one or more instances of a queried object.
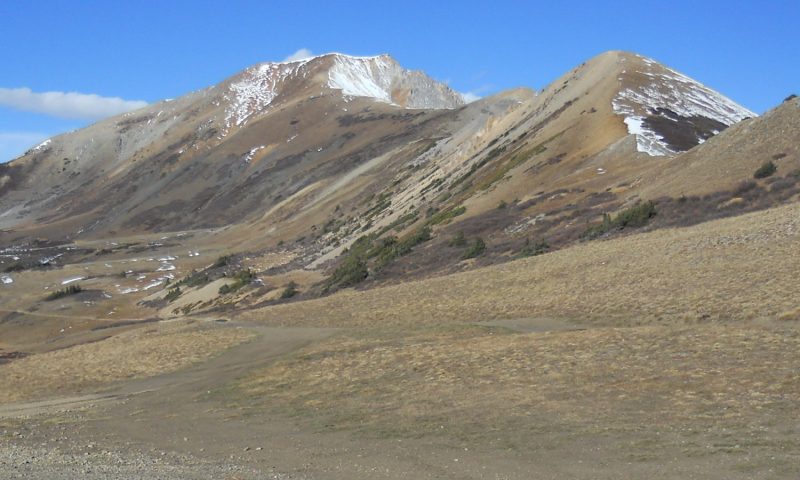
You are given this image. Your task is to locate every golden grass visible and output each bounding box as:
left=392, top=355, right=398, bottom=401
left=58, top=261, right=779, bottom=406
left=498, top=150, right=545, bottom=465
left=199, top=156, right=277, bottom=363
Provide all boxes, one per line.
left=241, top=323, right=800, bottom=444
left=0, top=322, right=253, bottom=403
left=240, top=202, right=800, bottom=328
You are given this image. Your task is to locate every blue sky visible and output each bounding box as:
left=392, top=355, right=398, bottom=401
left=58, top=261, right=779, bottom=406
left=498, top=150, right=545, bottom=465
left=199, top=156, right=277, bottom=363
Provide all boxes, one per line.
left=1, top=0, right=797, bottom=162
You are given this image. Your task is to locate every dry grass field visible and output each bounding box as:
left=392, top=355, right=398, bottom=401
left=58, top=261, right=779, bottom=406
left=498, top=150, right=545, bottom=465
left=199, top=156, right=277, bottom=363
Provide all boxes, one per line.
left=240, top=323, right=800, bottom=459
left=0, top=321, right=253, bottom=403
left=228, top=201, right=800, bottom=477
left=239, top=201, right=800, bottom=328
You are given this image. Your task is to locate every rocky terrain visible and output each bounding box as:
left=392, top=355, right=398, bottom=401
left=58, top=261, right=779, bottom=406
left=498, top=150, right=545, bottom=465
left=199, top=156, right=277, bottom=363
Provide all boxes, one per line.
left=1, top=50, right=798, bottom=478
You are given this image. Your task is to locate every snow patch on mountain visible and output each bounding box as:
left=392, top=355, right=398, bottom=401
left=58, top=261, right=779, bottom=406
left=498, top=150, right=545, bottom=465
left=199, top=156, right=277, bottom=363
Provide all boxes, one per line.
left=223, top=54, right=462, bottom=132
left=327, top=55, right=396, bottom=103
left=613, top=55, right=756, bottom=156
left=224, top=59, right=311, bottom=131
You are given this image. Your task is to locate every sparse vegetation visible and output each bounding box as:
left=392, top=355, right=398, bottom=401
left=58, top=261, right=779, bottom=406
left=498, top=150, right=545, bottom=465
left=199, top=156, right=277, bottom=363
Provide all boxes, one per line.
left=3, top=263, right=25, bottom=273
left=280, top=281, right=299, bottom=299
left=582, top=201, right=657, bottom=240
left=461, top=237, right=486, bottom=259
left=326, top=253, right=369, bottom=290
left=212, top=255, right=231, bottom=269
left=448, top=231, right=467, bottom=247
left=754, top=161, right=777, bottom=179
left=427, top=205, right=466, bottom=225
left=518, top=238, right=549, bottom=258
left=45, top=284, right=82, bottom=301
left=164, top=286, right=181, bottom=303
left=325, top=226, right=434, bottom=290
left=177, top=270, right=211, bottom=288
left=218, top=269, right=256, bottom=295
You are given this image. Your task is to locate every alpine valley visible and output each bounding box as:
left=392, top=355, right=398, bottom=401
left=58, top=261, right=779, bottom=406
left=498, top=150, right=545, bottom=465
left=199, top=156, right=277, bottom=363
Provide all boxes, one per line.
left=1, top=51, right=799, bottom=480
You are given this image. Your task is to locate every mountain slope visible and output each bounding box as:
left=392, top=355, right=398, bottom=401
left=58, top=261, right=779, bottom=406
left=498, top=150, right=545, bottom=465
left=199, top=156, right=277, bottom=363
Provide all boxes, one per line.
left=2, top=50, right=794, bottom=311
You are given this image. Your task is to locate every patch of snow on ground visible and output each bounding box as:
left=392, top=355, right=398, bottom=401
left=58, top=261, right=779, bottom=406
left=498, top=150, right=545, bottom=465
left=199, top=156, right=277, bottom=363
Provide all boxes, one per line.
left=157, top=263, right=176, bottom=272
left=328, top=55, right=395, bottom=103
left=1, top=275, right=12, bottom=284
left=612, top=56, right=756, bottom=156
left=143, top=280, right=164, bottom=290
left=244, top=146, right=265, bottom=163
left=61, top=276, right=85, bottom=285
left=32, top=139, right=51, bottom=151
left=224, top=59, right=312, bottom=132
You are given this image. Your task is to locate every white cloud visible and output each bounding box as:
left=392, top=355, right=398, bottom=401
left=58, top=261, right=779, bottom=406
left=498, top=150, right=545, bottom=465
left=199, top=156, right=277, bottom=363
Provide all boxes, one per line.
left=0, top=131, right=51, bottom=163
left=283, top=48, right=315, bottom=62
left=461, top=92, right=482, bottom=103
left=0, top=87, right=148, bottom=120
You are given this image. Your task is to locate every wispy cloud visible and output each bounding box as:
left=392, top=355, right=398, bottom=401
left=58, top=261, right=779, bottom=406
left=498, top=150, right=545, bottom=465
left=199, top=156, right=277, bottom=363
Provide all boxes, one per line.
left=459, top=84, right=495, bottom=104
left=0, top=87, right=148, bottom=120
left=283, top=48, right=315, bottom=62
left=0, top=131, right=51, bottom=163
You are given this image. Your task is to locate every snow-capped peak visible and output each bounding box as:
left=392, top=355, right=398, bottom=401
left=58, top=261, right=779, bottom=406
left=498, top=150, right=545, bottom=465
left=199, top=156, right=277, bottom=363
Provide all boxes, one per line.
left=327, top=54, right=398, bottom=103
left=613, top=54, right=756, bottom=156
left=222, top=53, right=463, bottom=132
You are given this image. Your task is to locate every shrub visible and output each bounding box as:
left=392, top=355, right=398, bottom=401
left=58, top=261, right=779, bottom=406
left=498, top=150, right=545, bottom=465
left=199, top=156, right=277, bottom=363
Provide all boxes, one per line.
left=218, top=268, right=255, bottom=295
left=325, top=226, right=433, bottom=290
left=46, top=284, right=82, bottom=301
left=582, top=201, right=656, bottom=240
left=784, top=94, right=798, bottom=103
left=427, top=206, right=466, bottom=225
left=212, top=255, right=231, bottom=269
left=326, top=255, right=369, bottom=289
left=280, top=281, right=299, bottom=299
left=518, top=238, right=549, bottom=258
left=754, top=161, right=777, bottom=179
left=177, top=270, right=210, bottom=288
left=614, top=201, right=656, bottom=228
left=461, top=237, right=486, bottom=259
left=164, top=287, right=181, bottom=303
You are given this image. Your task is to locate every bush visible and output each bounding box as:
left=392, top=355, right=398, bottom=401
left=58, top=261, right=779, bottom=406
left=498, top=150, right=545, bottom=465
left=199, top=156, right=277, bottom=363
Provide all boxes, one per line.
left=164, top=287, right=181, bottom=303
left=176, top=270, right=210, bottom=288
left=754, top=161, right=777, bottom=179
left=582, top=201, right=656, bottom=240
left=518, top=238, right=549, bottom=258
left=218, top=269, right=255, bottom=295
left=461, top=237, right=486, bottom=259
left=427, top=205, right=466, bottom=225
left=212, top=255, right=231, bottom=269
left=46, top=284, right=82, bottom=301
left=784, top=94, right=798, bottom=103
left=325, top=226, right=433, bottom=290
left=614, top=201, right=657, bottom=228
left=280, top=281, right=299, bottom=299
left=326, top=255, right=369, bottom=289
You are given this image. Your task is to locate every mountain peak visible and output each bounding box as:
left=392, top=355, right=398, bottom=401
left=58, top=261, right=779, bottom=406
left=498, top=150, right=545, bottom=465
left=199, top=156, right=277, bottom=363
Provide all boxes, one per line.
left=223, top=53, right=463, bottom=131
left=610, top=52, right=756, bottom=156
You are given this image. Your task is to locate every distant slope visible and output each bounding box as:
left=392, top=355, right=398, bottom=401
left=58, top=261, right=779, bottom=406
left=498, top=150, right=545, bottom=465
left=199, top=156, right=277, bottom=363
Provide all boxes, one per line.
left=3, top=50, right=792, bottom=294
